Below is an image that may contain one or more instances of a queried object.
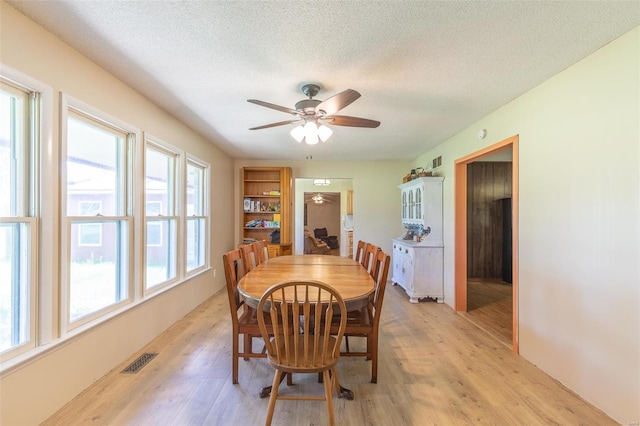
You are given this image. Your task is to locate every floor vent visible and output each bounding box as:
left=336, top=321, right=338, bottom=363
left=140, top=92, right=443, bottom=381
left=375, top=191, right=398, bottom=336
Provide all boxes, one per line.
left=121, top=352, right=158, bottom=374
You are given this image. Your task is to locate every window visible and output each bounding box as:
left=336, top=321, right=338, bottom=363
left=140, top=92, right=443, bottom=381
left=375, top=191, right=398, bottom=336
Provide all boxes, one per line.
left=0, top=79, right=38, bottom=356
left=186, top=159, right=208, bottom=272
left=145, top=200, right=161, bottom=216
left=78, top=223, right=102, bottom=246
left=64, top=107, right=132, bottom=326
left=78, top=200, right=101, bottom=216
left=145, top=141, right=178, bottom=290
left=146, top=221, right=162, bottom=246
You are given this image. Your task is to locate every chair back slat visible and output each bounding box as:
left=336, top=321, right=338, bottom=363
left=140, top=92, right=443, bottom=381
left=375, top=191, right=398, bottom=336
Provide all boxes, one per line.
left=257, top=280, right=346, bottom=370
left=252, top=240, right=269, bottom=264
left=223, top=249, right=245, bottom=312
left=362, top=244, right=379, bottom=274
left=355, top=240, right=367, bottom=265
left=239, top=243, right=257, bottom=272
left=370, top=251, right=391, bottom=322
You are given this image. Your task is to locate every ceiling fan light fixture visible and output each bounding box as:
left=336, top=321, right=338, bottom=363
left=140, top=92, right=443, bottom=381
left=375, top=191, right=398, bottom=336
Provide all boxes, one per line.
left=290, top=125, right=305, bottom=142
left=248, top=84, right=379, bottom=145
left=318, top=124, right=333, bottom=142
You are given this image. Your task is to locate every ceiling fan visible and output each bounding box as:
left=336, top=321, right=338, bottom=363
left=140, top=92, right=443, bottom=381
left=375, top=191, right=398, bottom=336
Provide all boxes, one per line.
left=304, top=192, right=338, bottom=204
left=247, top=83, right=380, bottom=145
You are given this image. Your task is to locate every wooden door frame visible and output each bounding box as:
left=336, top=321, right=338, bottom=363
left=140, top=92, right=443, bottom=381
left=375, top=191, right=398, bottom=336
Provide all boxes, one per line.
left=454, top=134, right=519, bottom=353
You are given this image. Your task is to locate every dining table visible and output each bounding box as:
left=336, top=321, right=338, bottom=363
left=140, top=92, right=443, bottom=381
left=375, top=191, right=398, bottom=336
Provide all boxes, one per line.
left=237, top=254, right=375, bottom=400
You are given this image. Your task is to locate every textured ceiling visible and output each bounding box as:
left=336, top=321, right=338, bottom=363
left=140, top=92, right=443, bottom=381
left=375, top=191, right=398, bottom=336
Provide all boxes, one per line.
left=7, top=1, right=640, bottom=161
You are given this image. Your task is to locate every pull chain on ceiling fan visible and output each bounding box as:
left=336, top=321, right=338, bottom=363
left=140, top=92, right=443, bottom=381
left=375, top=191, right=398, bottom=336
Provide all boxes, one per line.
left=248, top=83, right=380, bottom=145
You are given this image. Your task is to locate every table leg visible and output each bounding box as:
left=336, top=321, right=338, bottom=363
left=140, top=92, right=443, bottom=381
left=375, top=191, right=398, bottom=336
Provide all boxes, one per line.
left=259, top=371, right=291, bottom=398
left=318, top=371, right=354, bottom=400
left=339, top=385, right=354, bottom=400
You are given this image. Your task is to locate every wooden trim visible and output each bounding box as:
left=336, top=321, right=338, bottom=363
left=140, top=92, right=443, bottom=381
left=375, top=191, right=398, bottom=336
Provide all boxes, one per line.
left=511, top=138, right=519, bottom=354
left=454, top=161, right=468, bottom=312
left=454, top=135, right=519, bottom=353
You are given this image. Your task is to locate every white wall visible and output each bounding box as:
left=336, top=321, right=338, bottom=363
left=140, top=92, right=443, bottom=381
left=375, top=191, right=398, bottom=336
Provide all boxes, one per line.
left=414, top=27, right=640, bottom=424
left=0, top=4, right=235, bottom=425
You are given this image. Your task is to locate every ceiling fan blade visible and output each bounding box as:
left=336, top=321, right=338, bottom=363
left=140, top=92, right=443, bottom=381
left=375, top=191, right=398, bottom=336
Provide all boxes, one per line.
left=249, top=119, right=302, bottom=130
left=247, top=99, right=300, bottom=116
left=315, top=89, right=361, bottom=115
left=323, top=115, right=380, bottom=128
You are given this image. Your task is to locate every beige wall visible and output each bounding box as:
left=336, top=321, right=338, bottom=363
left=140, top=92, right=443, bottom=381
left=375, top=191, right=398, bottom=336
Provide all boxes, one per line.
left=0, top=4, right=234, bottom=425
left=413, top=27, right=640, bottom=424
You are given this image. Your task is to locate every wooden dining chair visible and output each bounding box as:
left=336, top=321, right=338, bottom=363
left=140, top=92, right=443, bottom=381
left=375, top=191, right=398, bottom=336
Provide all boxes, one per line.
left=362, top=243, right=379, bottom=274
left=252, top=239, right=269, bottom=265
left=354, top=240, right=367, bottom=265
left=222, top=248, right=267, bottom=384
left=257, top=280, right=347, bottom=426
left=239, top=243, right=257, bottom=272
left=335, top=250, right=391, bottom=383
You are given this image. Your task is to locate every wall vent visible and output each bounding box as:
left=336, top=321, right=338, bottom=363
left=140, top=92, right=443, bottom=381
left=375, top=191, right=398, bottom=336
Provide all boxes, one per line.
left=121, top=352, right=158, bottom=374
left=432, top=156, right=442, bottom=169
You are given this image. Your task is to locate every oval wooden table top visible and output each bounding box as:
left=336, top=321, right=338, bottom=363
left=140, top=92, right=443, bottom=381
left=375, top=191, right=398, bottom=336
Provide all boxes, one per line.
left=238, top=254, right=374, bottom=310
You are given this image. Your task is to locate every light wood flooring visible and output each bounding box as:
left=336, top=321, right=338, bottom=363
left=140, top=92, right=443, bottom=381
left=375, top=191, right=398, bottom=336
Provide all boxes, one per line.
left=43, top=282, right=614, bottom=425
left=464, top=278, right=513, bottom=345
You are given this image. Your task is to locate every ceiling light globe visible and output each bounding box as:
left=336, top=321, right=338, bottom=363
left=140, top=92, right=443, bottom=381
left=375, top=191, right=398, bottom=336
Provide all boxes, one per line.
left=304, top=122, right=319, bottom=145
left=290, top=125, right=305, bottom=142
left=318, top=125, right=333, bottom=142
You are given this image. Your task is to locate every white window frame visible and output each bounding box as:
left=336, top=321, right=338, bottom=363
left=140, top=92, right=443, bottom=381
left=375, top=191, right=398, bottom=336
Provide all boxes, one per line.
left=143, top=135, right=181, bottom=293
left=60, top=95, right=136, bottom=333
left=0, top=76, right=40, bottom=360
left=184, top=155, right=209, bottom=275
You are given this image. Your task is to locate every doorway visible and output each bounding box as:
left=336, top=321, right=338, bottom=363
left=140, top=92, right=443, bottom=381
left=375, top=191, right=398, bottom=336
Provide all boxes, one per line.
left=304, top=192, right=341, bottom=255
left=293, top=178, right=354, bottom=256
left=454, top=135, right=519, bottom=353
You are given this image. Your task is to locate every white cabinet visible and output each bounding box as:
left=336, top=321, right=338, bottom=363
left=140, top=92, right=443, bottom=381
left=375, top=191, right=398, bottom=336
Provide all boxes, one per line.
left=392, top=243, right=414, bottom=293
left=393, top=176, right=444, bottom=303
left=392, top=241, right=443, bottom=303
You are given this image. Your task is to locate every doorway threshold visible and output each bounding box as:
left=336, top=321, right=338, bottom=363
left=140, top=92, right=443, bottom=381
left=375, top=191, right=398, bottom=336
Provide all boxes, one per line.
left=457, top=311, right=512, bottom=348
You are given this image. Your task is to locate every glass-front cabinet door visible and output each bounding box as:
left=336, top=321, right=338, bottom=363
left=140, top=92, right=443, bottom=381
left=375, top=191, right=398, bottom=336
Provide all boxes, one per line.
left=408, top=189, right=414, bottom=219
left=401, top=190, right=408, bottom=220
left=415, top=187, right=422, bottom=222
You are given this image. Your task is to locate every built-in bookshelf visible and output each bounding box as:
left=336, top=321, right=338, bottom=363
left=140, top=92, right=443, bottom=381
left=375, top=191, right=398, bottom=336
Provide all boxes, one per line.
left=242, top=167, right=292, bottom=256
